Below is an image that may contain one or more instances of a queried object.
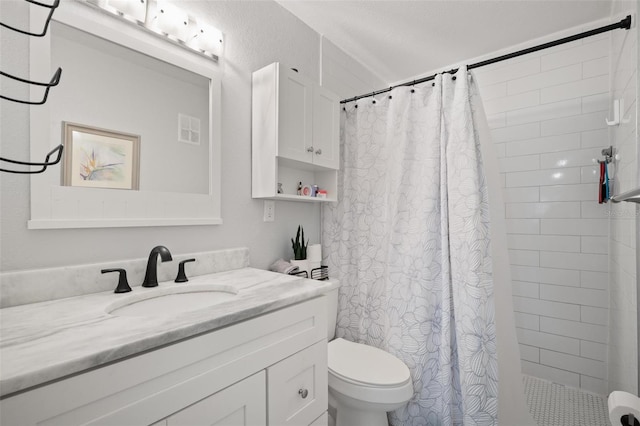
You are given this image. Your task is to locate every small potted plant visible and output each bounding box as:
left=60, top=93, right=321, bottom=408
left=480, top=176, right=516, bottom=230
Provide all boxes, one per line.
left=290, top=225, right=309, bottom=275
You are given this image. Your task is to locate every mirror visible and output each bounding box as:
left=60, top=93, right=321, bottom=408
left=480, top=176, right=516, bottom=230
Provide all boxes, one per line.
left=29, top=1, right=221, bottom=228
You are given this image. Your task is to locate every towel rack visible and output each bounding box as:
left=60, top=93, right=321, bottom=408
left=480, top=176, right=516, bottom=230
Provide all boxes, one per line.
left=611, top=187, right=640, bottom=204
left=0, top=67, right=62, bottom=105
left=0, top=0, right=60, bottom=37
left=1, top=0, right=63, bottom=174
left=0, top=144, right=63, bottom=174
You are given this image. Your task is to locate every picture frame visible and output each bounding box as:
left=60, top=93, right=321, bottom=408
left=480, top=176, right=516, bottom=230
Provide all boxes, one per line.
left=62, top=122, right=140, bottom=190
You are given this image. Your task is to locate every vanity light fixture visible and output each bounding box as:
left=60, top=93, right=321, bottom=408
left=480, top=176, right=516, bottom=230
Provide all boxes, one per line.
left=151, top=1, right=189, bottom=42
left=105, top=0, right=147, bottom=23
left=78, top=0, right=223, bottom=62
left=189, top=23, right=224, bottom=58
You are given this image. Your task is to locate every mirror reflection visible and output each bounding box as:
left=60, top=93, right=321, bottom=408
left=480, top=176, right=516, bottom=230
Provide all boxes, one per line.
left=50, top=21, right=211, bottom=195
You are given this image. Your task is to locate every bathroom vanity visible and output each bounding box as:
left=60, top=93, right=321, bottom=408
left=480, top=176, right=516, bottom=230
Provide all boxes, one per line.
left=0, top=265, right=336, bottom=426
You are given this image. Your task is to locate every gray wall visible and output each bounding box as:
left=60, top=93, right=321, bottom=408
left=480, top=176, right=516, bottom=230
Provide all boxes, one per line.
left=0, top=0, right=384, bottom=273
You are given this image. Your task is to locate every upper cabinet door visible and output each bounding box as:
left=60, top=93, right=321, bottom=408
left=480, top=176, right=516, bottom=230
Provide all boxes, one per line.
left=312, top=86, right=340, bottom=169
left=277, top=67, right=313, bottom=163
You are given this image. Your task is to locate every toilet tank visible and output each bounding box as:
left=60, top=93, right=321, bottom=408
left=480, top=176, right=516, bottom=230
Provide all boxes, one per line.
left=325, top=282, right=339, bottom=340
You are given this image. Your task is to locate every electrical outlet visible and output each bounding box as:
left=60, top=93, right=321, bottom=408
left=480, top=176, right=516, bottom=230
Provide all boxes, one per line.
left=263, top=200, right=275, bottom=222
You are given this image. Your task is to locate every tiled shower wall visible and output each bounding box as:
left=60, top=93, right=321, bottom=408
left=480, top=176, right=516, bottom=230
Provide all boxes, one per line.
left=607, top=0, right=638, bottom=395
left=474, top=21, right=613, bottom=394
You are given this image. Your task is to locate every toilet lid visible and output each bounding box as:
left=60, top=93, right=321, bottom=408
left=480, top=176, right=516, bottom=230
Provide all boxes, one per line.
left=328, top=338, right=411, bottom=387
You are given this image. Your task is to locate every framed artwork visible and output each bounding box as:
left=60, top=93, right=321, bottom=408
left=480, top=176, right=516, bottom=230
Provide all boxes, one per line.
left=62, top=122, right=140, bottom=190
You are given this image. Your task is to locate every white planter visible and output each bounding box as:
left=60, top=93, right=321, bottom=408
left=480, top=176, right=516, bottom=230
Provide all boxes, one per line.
left=290, top=259, right=310, bottom=277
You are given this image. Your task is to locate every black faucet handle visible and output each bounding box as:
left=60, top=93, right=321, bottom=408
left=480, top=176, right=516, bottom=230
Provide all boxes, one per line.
left=175, top=258, right=196, bottom=283
left=102, top=268, right=132, bottom=293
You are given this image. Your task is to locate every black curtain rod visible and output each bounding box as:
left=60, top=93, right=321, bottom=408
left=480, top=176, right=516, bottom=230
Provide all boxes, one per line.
left=341, top=15, right=632, bottom=104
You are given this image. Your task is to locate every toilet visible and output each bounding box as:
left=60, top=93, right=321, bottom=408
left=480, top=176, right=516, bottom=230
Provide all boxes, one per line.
left=325, top=286, right=413, bottom=426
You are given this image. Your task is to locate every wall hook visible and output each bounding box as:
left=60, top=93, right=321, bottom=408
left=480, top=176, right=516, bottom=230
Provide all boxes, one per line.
left=606, top=98, right=630, bottom=126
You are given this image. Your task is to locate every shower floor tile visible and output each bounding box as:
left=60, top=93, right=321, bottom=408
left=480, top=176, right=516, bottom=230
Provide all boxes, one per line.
left=524, top=375, right=610, bottom=426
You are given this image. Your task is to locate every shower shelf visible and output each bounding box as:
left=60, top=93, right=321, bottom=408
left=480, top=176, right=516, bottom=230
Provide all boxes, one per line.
left=610, top=187, right=640, bottom=203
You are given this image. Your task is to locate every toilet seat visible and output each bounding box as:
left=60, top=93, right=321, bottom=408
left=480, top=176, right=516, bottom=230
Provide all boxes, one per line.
left=328, top=338, right=413, bottom=405
left=328, top=338, right=410, bottom=387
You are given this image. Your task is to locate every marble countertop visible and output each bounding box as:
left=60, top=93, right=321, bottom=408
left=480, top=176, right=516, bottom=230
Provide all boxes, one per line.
left=0, top=268, right=337, bottom=398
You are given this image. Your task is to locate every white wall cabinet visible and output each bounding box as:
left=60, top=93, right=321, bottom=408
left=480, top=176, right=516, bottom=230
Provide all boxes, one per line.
left=252, top=62, right=340, bottom=202
left=0, top=298, right=328, bottom=426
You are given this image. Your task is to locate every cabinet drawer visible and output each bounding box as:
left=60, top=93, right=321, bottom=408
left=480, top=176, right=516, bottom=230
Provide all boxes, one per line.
left=166, top=372, right=266, bottom=426
left=267, top=340, right=327, bottom=426
left=310, top=412, right=328, bottom=426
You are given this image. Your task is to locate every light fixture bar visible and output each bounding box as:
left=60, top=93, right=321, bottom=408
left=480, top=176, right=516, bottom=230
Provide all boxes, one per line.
left=78, top=0, right=221, bottom=62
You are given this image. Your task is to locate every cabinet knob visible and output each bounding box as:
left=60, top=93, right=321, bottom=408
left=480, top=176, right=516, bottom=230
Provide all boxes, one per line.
left=315, top=149, right=322, bottom=155
left=306, top=146, right=314, bottom=153
left=298, top=388, right=309, bottom=399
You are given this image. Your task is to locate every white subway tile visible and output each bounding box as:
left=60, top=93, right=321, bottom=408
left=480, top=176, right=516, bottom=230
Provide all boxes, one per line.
left=507, top=99, right=582, bottom=126
left=484, top=91, right=540, bottom=114
left=506, top=168, right=581, bottom=187
left=519, top=344, right=540, bottom=363
left=580, top=376, right=607, bottom=395
left=540, top=184, right=595, bottom=202
left=583, top=57, right=609, bottom=78
left=521, top=361, right=580, bottom=387
left=541, top=75, right=608, bottom=104
left=541, top=111, right=608, bottom=136
left=504, top=187, right=539, bottom=203
left=540, top=148, right=602, bottom=169
left=515, top=312, right=540, bottom=330
left=509, top=250, right=540, bottom=266
left=541, top=218, right=608, bottom=236
left=517, top=328, right=580, bottom=355
left=508, top=64, right=581, bottom=95
left=513, top=296, right=580, bottom=321
left=582, top=93, right=609, bottom=114
left=541, top=39, right=608, bottom=71
left=540, top=317, right=607, bottom=343
left=581, top=129, right=608, bottom=148
left=581, top=306, right=609, bottom=325
left=581, top=236, right=608, bottom=254
left=511, top=265, right=539, bottom=282
left=540, top=252, right=608, bottom=272
left=475, top=57, right=541, bottom=86
left=540, top=284, right=608, bottom=308
left=580, top=201, right=609, bottom=219
left=499, top=155, right=540, bottom=173
left=487, top=113, right=507, bottom=129
left=512, top=281, right=540, bottom=298
left=540, top=349, right=605, bottom=379
left=491, top=122, right=541, bottom=143
left=506, top=202, right=581, bottom=219
left=580, top=341, right=607, bottom=362
left=478, top=82, right=507, bottom=101
left=506, top=218, right=540, bottom=234
left=505, top=133, right=581, bottom=156
left=580, top=165, right=600, bottom=183
left=580, top=271, right=609, bottom=290
left=495, top=143, right=506, bottom=158
left=538, top=267, right=580, bottom=287
left=508, top=235, right=580, bottom=252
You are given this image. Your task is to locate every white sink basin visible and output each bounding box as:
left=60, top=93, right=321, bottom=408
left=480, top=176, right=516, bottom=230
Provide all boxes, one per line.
left=107, top=285, right=239, bottom=317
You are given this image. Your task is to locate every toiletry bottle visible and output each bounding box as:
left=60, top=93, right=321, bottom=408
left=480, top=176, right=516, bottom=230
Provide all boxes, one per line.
left=297, top=181, right=302, bottom=195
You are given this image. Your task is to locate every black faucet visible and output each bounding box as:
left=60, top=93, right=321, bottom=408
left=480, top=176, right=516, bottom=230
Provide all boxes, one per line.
left=142, top=245, right=173, bottom=287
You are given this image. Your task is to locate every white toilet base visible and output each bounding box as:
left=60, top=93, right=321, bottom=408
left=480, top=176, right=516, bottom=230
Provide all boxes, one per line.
left=334, top=400, right=389, bottom=426
left=330, top=388, right=408, bottom=426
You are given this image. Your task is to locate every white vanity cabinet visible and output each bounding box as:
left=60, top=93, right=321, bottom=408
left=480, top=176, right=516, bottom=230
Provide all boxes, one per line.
left=0, top=297, right=328, bottom=426
left=252, top=62, right=340, bottom=202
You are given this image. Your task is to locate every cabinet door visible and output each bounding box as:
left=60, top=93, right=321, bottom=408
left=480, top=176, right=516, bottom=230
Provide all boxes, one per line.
left=311, top=86, right=340, bottom=169
left=278, top=67, right=313, bottom=164
left=167, top=372, right=266, bottom=426
left=267, top=341, right=328, bottom=426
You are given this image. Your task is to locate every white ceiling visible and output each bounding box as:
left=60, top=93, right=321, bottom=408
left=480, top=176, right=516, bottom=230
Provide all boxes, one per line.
left=276, top=0, right=620, bottom=85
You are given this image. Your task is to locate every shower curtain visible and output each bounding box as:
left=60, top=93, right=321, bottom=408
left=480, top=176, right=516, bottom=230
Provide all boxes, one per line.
left=323, top=67, right=534, bottom=426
